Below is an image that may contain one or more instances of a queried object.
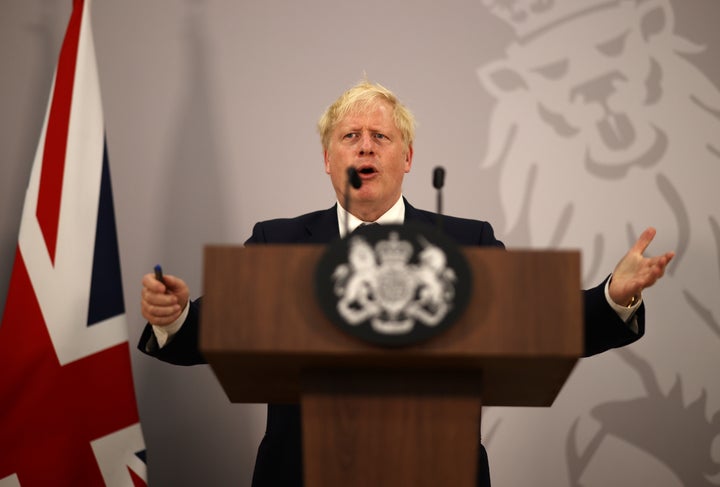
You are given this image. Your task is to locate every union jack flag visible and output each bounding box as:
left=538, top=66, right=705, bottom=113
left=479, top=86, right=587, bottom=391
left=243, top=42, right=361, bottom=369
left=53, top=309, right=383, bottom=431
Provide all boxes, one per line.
left=0, top=0, right=147, bottom=485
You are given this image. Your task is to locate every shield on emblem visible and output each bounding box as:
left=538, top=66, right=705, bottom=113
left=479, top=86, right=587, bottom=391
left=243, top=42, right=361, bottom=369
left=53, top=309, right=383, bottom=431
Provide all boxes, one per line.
left=376, top=267, right=413, bottom=314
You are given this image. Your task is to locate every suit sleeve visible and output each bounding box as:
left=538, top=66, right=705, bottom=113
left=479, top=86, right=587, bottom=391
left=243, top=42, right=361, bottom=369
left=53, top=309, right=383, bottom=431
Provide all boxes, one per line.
left=469, top=219, right=645, bottom=357
left=582, top=276, right=645, bottom=357
left=136, top=222, right=273, bottom=365
left=137, top=298, right=207, bottom=365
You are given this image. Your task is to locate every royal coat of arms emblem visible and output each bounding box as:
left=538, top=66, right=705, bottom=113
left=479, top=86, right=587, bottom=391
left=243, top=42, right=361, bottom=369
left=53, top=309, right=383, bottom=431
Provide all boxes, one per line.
left=315, top=223, right=472, bottom=346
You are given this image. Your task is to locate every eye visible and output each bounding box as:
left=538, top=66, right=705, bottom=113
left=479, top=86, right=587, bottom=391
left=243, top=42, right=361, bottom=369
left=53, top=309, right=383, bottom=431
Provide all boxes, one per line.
left=373, top=133, right=388, bottom=140
left=597, top=32, right=628, bottom=57
left=532, top=59, right=569, bottom=80
left=343, top=132, right=358, bottom=140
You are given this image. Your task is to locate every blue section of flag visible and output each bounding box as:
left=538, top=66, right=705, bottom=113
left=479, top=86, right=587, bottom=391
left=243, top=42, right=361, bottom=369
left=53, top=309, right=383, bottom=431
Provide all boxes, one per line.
left=135, top=449, right=147, bottom=463
left=87, top=140, right=125, bottom=326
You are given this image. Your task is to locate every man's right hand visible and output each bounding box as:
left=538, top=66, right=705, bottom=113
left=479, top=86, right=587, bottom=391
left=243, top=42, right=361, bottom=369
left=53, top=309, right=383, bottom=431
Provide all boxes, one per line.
left=140, top=273, right=190, bottom=326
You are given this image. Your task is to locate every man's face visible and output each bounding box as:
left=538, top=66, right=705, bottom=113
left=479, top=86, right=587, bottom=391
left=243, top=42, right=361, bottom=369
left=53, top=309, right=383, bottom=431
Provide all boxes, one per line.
left=324, top=100, right=413, bottom=220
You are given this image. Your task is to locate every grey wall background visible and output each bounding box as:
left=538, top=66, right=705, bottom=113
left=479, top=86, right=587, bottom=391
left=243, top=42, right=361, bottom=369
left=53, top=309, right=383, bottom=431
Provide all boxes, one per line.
left=2, top=0, right=719, bottom=485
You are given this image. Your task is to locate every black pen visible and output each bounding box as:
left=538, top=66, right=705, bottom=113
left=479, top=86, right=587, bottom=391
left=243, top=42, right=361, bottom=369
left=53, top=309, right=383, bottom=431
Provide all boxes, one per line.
left=154, top=264, right=165, bottom=285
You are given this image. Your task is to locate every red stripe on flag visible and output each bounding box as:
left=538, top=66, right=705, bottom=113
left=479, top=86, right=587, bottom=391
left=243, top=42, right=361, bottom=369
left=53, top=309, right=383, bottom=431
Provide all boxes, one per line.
left=0, top=249, right=141, bottom=485
left=35, top=0, right=85, bottom=264
left=129, top=467, right=148, bottom=487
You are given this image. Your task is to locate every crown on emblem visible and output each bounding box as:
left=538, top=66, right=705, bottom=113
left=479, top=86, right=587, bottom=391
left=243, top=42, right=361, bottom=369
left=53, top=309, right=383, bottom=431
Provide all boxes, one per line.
left=376, top=232, right=413, bottom=265
left=483, top=0, right=618, bottom=38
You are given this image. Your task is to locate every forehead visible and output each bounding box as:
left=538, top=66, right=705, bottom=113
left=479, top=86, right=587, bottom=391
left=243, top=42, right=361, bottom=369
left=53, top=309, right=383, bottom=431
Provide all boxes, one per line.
left=334, top=100, right=398, bottom=131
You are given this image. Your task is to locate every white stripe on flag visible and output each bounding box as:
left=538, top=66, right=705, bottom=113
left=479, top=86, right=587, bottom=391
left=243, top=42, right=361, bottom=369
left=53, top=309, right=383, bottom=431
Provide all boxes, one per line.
left=18, top=0, right=127, bottom=366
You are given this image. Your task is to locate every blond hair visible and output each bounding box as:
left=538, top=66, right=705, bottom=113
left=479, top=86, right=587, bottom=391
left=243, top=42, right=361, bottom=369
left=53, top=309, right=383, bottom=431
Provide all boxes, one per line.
left=317, top=80, right=416, bottom=151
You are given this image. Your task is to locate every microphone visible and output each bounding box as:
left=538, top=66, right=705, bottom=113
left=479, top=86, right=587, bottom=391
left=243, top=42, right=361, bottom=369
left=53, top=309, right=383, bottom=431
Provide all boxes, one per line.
left=344, top=167, right=362, bottom=237
left=433, top=166, right=445, bottom=228
left=348, top=166, right=362, bottom=190
left=433, top=166, right=445, bottom=190
left=433, top=166, right=445, bottom=229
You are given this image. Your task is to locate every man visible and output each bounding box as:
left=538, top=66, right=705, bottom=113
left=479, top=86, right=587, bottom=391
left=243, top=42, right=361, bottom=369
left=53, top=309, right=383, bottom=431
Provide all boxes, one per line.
left=139, top=80, right=674, bottom=486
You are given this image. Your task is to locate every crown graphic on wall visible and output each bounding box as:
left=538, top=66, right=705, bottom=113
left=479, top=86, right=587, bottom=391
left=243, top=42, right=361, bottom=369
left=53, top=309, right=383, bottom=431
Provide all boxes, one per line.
left=483, top=0, right=621, bottom=39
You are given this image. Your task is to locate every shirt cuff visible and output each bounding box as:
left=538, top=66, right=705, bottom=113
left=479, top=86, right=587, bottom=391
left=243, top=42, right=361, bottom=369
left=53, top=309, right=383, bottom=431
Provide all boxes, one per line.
left=151, top=301, right=190, bottom=348
left=604, top=276, right=641, bottom=333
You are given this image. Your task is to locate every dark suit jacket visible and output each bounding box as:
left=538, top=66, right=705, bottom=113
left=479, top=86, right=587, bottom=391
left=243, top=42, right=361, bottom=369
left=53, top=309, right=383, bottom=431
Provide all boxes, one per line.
left=138, top=200, right=644, bottom=487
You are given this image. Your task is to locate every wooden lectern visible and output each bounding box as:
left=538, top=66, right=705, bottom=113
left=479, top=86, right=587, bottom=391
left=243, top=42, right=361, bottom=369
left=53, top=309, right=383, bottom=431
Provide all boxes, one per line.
left=200, top=245, right=582, bottom=486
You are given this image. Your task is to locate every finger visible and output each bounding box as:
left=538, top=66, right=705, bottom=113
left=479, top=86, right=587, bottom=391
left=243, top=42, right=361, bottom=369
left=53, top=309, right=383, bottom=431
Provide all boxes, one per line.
left=631, top=227, right=656, bottom=255
left=159, top=274, right=187, bottom=295
left=144, top=303, right=180, bottom=319
left=141, top=301, right=181, bottom=322
left=638, top=257, right=669, bottom=286
left=651, top=252, right=674, bottom=275
left=142, top=273, right=166, bottom=293
left=142, top=289, right=178, bottom=307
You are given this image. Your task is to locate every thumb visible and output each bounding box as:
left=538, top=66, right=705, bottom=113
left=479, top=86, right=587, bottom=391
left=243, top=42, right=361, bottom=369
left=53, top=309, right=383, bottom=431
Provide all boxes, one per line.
left=632, top=227, right=656, bottom=255
left=160, top=274, right=189, bottom=298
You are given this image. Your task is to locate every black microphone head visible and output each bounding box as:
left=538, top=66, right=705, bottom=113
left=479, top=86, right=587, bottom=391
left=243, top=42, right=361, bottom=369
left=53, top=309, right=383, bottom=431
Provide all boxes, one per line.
left=433, top=166, right=445, bottom=189
left=348, top=167, right=362, bottom=189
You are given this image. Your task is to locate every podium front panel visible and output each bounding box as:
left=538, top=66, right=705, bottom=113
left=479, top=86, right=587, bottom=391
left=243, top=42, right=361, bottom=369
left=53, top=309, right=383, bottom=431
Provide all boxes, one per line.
left=200, top=245, right=582, bottom=406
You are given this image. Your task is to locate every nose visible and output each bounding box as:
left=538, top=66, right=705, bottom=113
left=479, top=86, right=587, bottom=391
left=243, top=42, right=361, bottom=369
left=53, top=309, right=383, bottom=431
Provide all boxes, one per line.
left=358, top=132, right=374, bottom=155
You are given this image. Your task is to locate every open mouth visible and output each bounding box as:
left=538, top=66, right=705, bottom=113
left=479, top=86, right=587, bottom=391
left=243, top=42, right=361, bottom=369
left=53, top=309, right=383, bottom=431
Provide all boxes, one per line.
left=356, top=164, right=378, bottom=177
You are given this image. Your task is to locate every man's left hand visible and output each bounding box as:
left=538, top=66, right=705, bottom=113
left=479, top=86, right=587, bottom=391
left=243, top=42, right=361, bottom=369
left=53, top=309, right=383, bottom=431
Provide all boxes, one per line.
left=608, top=227, right=675, bottom=306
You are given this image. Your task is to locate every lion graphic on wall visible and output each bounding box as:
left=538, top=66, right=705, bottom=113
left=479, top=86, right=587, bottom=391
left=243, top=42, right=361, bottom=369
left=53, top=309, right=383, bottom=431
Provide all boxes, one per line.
left=478, top=0, right=720, bottom=316
left=477, top=0, right=720, bottom=483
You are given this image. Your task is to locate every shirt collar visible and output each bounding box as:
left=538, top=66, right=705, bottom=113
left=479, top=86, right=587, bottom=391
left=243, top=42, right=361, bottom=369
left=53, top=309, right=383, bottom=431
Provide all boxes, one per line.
left=336, top=195, right=405, bottom=238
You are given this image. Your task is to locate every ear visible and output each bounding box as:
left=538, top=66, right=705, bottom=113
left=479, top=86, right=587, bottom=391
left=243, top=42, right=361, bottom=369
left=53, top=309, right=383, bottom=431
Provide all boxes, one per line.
left=636, top=0, right=673, bottom=43
left=477, top=59, right=529, bottom=99
left=404, top=145, right=414, bottom=173
left=323, top=149, right=331, bottom=174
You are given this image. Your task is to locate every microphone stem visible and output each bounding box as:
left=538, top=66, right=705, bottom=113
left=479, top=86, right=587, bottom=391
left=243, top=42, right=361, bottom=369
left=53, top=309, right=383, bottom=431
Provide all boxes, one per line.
left=436, top=190, right=443, bottom=229
left=344, top=182, right=351, bottom=238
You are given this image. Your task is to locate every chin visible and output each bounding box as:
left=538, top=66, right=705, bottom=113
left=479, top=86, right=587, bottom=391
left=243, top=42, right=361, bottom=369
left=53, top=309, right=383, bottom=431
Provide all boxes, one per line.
left=354, top=188, right=380, bottom=202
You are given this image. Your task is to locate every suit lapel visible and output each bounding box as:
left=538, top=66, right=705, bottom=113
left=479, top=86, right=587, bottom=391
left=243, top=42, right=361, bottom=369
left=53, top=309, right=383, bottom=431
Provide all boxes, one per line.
left=304, top=205, right=341, bottom=244
left=403, top=198, right=434, bottom=226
